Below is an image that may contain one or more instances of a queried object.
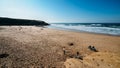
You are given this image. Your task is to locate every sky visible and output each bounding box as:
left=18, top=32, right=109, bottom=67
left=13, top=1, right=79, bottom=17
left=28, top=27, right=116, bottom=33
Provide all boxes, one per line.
left=0, top=0, right=120, bottom=23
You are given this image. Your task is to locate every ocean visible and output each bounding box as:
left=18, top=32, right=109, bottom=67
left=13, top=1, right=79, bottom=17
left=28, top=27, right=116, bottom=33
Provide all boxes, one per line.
left=48, top=23, right=120, bottom=36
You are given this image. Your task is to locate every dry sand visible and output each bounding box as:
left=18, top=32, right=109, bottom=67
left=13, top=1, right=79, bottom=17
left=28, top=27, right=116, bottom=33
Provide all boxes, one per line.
left=0, top=26, right=120, bottom=68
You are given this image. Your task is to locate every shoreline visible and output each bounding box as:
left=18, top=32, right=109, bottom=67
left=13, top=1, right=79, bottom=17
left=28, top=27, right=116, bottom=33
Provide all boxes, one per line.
left=47, top=26, right=120, bottom=37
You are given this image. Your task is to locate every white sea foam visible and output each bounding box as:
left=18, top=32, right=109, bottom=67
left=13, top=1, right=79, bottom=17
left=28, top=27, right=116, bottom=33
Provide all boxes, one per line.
left=49, top=24, right=120, bottom=35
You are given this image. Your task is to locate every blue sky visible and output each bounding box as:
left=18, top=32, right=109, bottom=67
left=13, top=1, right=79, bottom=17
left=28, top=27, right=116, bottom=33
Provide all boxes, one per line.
left=0, top=0, right=120, bottom=23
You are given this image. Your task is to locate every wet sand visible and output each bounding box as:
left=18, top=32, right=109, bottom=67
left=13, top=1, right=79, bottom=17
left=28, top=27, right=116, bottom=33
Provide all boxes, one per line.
left=0, top=26, right=120, bottom=68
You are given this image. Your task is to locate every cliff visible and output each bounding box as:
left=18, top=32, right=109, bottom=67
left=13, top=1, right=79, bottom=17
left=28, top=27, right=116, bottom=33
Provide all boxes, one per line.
left=0, top=17, right=49, bottom=26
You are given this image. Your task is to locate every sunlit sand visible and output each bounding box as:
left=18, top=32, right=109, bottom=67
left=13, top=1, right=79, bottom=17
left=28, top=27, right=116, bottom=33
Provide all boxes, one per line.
left=0, top=26, right=120, bottom=68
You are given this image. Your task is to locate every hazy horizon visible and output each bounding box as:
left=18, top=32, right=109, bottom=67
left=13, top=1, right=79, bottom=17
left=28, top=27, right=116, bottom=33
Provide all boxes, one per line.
left=0, top=0, right=120, bottom=23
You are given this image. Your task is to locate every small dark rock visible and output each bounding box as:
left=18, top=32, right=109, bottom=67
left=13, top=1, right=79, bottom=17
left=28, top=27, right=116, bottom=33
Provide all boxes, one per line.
left=68, top=43, right=74, bottom=46
left=76, top=52, right=79, bottom=55
left=0, top=53, right=9, bottom=58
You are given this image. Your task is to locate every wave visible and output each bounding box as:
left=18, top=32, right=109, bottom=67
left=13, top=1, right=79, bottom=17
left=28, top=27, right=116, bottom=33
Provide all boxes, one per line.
left=49, top=23, right=120, bottom=35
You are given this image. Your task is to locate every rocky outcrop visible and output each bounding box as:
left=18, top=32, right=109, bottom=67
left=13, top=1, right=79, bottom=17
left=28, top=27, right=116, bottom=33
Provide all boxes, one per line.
left=0, top=17, right=49, bottom=26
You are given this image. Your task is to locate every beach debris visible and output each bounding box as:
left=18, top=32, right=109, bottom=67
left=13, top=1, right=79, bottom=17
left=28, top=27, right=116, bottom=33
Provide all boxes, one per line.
left=68, top=42, right=74, bottom=46
left=88, top=45, right=98, bottom=52
left=76, top=52, right=79, bottom=55
left=62, top=47, right=70, bottom=55
left=63, top=47, right=66, bottom=55
left=63, top=50, right=66, bottom=55
left=69, top=52, right=83, bottom=60
left=75, top=52, right=83, bottom=60
left=69, top=54, right=74, bottom=58
left=62, top=47, right=83, bottom=60
left=0, top=53, right=9, bottom=58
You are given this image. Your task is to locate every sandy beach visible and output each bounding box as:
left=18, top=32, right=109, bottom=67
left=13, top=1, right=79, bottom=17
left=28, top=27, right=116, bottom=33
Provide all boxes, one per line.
left=0, top=26, right=120, bottom=68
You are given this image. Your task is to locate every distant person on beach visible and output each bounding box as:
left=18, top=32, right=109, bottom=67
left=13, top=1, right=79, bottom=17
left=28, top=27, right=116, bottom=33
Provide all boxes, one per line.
left=88, top=45, right=98, bottom=52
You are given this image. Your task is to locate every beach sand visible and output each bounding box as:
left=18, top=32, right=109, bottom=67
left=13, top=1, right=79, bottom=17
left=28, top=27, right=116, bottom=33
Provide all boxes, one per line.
left=0, top=26, right=120, bottom=68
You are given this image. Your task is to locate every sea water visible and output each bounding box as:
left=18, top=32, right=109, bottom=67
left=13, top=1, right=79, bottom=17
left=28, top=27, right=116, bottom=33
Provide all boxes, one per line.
left=48, top=23, right=120, bottom=36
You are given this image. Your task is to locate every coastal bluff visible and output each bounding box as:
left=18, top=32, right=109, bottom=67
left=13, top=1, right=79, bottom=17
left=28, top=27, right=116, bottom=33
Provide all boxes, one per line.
left=0, top=17, right=49, bottom=26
